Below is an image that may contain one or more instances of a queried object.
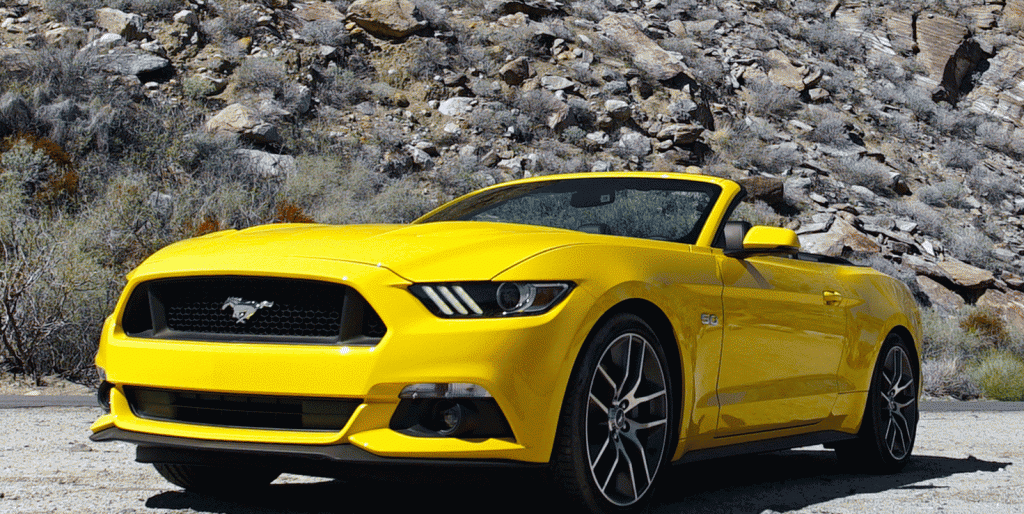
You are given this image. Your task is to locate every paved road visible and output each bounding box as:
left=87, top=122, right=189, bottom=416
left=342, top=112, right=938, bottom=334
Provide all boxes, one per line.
left=1, top=405, right=1021, bottom=513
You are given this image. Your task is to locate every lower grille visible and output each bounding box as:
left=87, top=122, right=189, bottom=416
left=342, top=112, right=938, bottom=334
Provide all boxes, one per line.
left=124, top=387, right=362, bottom=431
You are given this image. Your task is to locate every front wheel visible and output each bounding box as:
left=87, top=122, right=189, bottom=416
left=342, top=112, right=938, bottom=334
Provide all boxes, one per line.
left=836, top=333, right=918, bottom=473
left=552, top=313, right=674, bottom=513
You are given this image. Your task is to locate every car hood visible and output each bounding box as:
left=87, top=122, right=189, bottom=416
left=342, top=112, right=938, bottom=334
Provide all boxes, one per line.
left=136, top=221, right=585, bottom=282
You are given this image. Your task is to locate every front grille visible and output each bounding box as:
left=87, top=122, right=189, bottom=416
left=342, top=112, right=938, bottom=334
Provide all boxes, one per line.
left=124, top=386, right=362, bottom=431
left=122, top=276, right=386, bottom=345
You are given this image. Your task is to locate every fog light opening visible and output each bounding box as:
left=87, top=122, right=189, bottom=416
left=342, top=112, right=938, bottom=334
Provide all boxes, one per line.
left=97, top=381, right=113, bottom=412
left=431, top=400, right=479, bottom=437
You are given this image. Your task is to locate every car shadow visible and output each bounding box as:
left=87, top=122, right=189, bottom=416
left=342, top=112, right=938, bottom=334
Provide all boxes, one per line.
left=651, top=448, right=1010, bottom=513
left=145, top=449, right=1009, bottom=514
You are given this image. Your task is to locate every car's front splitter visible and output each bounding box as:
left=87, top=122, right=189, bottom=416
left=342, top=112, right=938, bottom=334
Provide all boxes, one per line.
left=90, top=425, right=546, bottom=474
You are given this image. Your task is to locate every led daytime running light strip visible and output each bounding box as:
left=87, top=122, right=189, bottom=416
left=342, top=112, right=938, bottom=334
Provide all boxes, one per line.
left=421, top=285, right=483, bottom=316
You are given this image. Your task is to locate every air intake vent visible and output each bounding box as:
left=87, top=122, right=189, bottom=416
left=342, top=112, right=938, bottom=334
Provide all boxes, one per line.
left=124, top=387, right=361, bottom=431
left=121, top=276, right=385, bottom=345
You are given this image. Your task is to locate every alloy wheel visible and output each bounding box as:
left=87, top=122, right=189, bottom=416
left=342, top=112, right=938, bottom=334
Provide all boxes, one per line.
left=880, top=344, right=916, bottom=460
left=585, top=332, right=669, bottom=506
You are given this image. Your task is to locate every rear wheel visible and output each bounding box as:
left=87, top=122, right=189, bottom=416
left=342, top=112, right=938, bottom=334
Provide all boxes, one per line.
left=552, top=313, right=674, bottom=513
left=836, top=333, right=918, bottom=473
left=153, top=463, right=280, bottom=494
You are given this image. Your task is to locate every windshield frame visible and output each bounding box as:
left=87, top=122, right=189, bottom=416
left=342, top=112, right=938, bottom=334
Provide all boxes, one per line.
left=416, top=176, right=723, bottom=245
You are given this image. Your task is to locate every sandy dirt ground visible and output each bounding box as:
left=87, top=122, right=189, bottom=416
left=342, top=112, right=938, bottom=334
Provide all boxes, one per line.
left=0, top=406, right=1020, bottom=514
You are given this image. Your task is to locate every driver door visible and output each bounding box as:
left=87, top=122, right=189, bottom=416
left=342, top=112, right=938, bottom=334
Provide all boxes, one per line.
left=714, top=254, right=847, bottom=437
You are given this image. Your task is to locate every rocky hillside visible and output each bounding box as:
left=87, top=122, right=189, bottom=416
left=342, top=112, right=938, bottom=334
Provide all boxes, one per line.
left=3, top=0, right=1024, bottom=392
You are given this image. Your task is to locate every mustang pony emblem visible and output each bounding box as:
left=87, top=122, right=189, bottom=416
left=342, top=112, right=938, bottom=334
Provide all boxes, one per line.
left=221, top=297, right=274, bottom=324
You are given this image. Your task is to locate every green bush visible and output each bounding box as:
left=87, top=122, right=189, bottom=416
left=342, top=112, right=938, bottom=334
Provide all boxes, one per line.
left=970, top=351, right=1024, bottom=401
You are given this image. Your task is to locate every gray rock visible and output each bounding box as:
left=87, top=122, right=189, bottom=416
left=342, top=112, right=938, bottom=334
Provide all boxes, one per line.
left=655, top=123, right=704, bottom=145
left=173, top=10, right=199, bottom=27
left=541, top=75, right=575, bottom=91
left=295, top=1, right=345, bottom=21
left=347, top=0, right=425, bottom=38
left=95, top=7, right=146, bottom=40
left=206, top=103, right=282, bottom=145
left=235, top=149, right=296, bottom=178
left=93, top=48, right=170, bottom=76
left=591, top=160, right=612, bottom=172
left=616, top=130, right=651, bottom=157
left=499, top=56, right=533, bottom=86
left=605, top=99, right=631, bottom=120
left=405, top=144, right=433, bottom=167
left=438, top=97, right=475, bottom=117
left=598, top=14, right=687, bottom=82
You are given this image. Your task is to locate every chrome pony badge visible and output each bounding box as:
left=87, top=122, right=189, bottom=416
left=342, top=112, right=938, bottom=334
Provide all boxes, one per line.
left=222, top=297, right=274, bottom=324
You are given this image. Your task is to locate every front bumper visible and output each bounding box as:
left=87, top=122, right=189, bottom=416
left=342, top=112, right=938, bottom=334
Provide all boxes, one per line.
left=92, top=259, right=594, bottom=464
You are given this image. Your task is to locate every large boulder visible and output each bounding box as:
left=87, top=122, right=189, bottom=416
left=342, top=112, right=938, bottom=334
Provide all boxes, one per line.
left=936, top=258, right=996, bottom=289
left=92, top=48, right=170, bottom=76
left=235, top=149, right=296, bottom=178
left=295, top=1, right=345, bottom=21
left=598, top=14, right=687, bottom=82
left=913, top=13, right=988, bottom=102
left=798, top=217, right=880, bottom=256
left=206, top=104, right=282, bottom=145
left=967, top=45, right=1024, bottom=125
left=765, top=50, right=821, bottom=92
left=347, top=0, right=425, bottom=38
left=916, top=275, right=965, bottom=313
left=95, top=7, right=147, bottom=40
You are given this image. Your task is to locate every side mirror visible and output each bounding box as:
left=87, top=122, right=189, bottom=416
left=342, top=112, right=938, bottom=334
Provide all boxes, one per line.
left=725, top=225, right=800, bottom=257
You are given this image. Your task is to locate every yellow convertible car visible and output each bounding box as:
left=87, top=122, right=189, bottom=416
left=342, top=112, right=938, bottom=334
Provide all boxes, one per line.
left=91, top=171, right=922, bottom=513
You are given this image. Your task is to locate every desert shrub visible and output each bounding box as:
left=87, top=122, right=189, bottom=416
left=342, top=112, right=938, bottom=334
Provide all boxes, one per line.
left=970, top=351, right=1024, bottom=401
left=959, top=307, right=1010, bottom=349
left=796, top=21, right=864, bottom=61
left=319, top=68, right=370, bottom=108
left=410, top=39, right=451, bottom=79
left=940, top=141, right=982, bottom=171
left=299, top=20, right=350, bottom=47
left=923, top=355, right=979, bottom=399
left=273, top=199, right=315, bottom=223
left=1, top=217, right=118, bottom=382
left=744, top=80, right=802, bottom=118
left=834, top=156, right=893, bottom=197
left=969, top=166, right=1018, bottom=204
left=893, top=200, right=945, bottom=237
left=42, top=0, right=105, bottom=24
left=126, top=0, right=185, bottom=18
left=944, top=225, right=997, bottom=271
left=806, top=111, right=850, bottom=146
left=917, top=181, right=964, bottom=208
left=234, top=57, right=290, bottom=95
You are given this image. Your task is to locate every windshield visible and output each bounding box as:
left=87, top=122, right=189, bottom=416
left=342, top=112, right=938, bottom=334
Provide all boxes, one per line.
left=417, top=177, right=721, bottom=244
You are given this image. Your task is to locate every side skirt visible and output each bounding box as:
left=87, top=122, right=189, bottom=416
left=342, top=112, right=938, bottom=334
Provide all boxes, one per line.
left=675, top=430, right=857, bottom=465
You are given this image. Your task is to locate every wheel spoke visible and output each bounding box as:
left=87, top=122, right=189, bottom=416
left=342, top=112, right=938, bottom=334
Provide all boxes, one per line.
left=627, top=389, right=667, bottom=411
left=601, top=447, right=621, bottom=491
left=620, top=424, right=655, bottom=484
left=590, top=393, right=609, bottom=414
left=591, top=436, right=610, bottom=469
left=617, top=442, right=639, bottom=501
left=598, top=365, right=618, bottom=391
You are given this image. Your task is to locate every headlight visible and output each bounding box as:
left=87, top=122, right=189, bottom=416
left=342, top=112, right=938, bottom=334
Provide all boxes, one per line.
left=409, top=282, right=574, bottom=318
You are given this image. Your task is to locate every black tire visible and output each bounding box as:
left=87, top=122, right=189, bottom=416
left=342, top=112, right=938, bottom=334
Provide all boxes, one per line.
left=835, top=332, right=918, bottom=473
left=153, top=463, right=280, bottom=494
left=552, top=313, right=675, bottom=514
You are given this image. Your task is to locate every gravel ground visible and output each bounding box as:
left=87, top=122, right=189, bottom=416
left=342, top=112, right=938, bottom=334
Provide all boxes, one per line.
left=0, top=407, right=1020, bottom=514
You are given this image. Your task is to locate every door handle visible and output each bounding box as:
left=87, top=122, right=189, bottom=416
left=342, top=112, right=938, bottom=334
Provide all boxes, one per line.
left=823, top=290, right=843, bottom=305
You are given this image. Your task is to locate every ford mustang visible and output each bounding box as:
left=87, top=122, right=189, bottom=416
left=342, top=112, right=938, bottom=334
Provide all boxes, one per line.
left=91, top=171, right=922, bottom=513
